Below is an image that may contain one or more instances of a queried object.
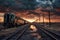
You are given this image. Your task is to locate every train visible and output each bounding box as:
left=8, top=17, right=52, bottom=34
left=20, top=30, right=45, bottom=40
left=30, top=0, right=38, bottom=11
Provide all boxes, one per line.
left=0, top=12, right=28, bottom=28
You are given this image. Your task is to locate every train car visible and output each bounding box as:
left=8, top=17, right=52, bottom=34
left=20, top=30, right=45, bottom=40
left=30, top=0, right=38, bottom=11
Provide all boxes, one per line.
left=14, top=17, right=28, bottom=26
left=4, top=12, right=15, bottom=28
left=0, top=12, right=28, bottom=28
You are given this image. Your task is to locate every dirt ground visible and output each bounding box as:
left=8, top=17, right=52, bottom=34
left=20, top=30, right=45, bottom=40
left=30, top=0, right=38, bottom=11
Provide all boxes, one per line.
left=44, top=23, right=60, bottom=31
left=0, top=27, right=17, bottom=36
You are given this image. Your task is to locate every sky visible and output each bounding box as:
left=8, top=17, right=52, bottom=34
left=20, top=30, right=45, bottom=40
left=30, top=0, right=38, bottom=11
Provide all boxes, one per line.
left=0, top=0, right=60, bottom=22
left=0, top=0, right=60, bottom=10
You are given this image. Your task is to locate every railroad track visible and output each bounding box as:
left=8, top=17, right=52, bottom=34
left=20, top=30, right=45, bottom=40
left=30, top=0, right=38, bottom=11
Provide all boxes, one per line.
left=0, top=23, right=60, bottom=40
left=1, top=24, right=30, bottom=40
left=34, top=23, right=60, bottom=40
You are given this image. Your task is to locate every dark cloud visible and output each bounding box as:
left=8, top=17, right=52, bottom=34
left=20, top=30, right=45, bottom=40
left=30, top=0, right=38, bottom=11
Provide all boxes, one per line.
left=28, top=11, right=40, bottom=17
left=53, top=0, right=60, bottom=8
left=0, top=0, right=60, bottom=17
left=0, top=0, right=38, bottom=11
left=54, top=12, right=60, bottom=16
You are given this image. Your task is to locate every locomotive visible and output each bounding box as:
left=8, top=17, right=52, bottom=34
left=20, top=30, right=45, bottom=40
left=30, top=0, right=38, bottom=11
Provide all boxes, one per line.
left=4, top=12, right=15, bottom=28
left=3, top=12, right=28, bottom=28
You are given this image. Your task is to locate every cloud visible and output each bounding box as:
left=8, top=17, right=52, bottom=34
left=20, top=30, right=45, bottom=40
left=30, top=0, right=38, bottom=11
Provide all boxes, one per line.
left=0, top=0, right=38, bottom=11
left=53, top=0, right=60, bottom=8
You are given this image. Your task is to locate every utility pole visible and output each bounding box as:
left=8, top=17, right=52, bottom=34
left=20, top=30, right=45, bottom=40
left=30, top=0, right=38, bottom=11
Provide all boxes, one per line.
left=41, top=9, right=51, bottom=27
left=43, top=13, right=44, bottom=26
left=39, top=13, right=40, bottom=23
left=47, top=11, right=51, bottom=27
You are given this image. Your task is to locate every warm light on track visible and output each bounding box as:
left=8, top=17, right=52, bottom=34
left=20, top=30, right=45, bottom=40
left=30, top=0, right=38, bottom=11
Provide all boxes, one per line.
left=30, top=25, right=37, bottom=32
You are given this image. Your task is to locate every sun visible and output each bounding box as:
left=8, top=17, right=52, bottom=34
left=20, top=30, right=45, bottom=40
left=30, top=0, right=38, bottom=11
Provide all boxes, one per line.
left=25, top=19, right=36, bottom=23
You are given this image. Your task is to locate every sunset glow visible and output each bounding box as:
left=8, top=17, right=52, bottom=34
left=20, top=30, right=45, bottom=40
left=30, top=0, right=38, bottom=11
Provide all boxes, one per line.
left=0, top=13, right=4, bottom=23
left=0, top=8, right=60, bottom=23
left=0, top=17, right=4, bottom=23
left=22, top=18, right=36, bottom=23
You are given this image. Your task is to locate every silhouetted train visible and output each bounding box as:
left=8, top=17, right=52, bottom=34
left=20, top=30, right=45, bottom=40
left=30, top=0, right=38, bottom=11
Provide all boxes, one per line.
left=3, top=12, right=28, bottom=28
